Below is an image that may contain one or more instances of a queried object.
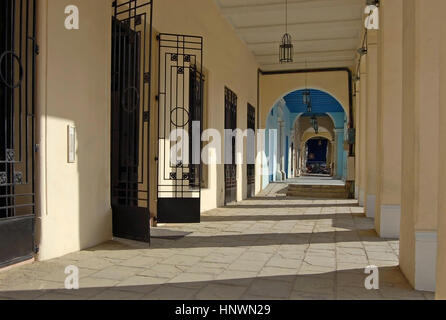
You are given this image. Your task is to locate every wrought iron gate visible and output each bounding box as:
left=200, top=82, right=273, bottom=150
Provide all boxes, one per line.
left=157, top=33, right=203, bottom=223
left=0, top=0, right=37, bottom=267
left=247, top=104, right=255, bottom=198
left=111, top=0, right=152, bottom=242
left=224, top=87, right=237, bottom=205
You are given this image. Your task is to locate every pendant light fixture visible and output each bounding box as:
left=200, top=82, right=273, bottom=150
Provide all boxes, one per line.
left=279, top=0, right=293, bottom=63
left=303, top=60, right=312, bottom=112
left=310, top=115, right=319, bottom=134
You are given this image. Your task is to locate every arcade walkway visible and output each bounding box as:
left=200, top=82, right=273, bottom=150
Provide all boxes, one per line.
left=0, top=192, right=433, bottom=300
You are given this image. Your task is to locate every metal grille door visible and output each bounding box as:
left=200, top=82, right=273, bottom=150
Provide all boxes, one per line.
left=224, top=87, right=237, bottom=205
left=0, top=0, right=37, bottom=267
left=111, top=0, right=152, bottom=242
left=247, top=104, right=255, bottom=198
left=157, top=33, right=203, bottom=223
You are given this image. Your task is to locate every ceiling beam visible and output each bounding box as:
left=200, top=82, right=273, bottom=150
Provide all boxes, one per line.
left=247, top=37, right=360, bottom=55
left=236, top=19, right=362, bottom=37
left=260, top=60, right=356, bottom=71
left=220, top=0, right=362, bottom=16
left=256, top=49, right=356, bottom=61
left=246, top=36, right=360, bottom=46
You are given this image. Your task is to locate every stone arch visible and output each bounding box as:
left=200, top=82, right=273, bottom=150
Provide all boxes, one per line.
left=260, top=70, right=350, bottom=129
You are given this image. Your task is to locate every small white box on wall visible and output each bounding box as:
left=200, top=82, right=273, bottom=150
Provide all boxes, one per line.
left=67, top=125, right=76, bottom=163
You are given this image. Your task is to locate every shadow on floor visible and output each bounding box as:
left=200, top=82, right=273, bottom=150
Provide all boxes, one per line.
left=82, top=230, right=388, bottom=251
left=0, top=266, right=428, bottom=300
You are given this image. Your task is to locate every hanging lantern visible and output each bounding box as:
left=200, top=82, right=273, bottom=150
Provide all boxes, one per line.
left=306, top=100, right=312, bottom=113
left=311, top=116, right=319, bottom=134
left=303, top=89, right=311, bottom=106
left=279, top=33, right=293, bottom=63
left=279, top=0, right=293, bottom=63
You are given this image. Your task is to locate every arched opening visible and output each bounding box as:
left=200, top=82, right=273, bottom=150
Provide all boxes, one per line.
left=264, top=89, right=347, bottom=188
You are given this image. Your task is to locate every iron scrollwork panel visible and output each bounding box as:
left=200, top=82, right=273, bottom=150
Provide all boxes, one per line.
left=0, top=0, right=37, bottom=267
left=157, top=33, right=203, bottom=200
left=247, top=104, right=256, bottom=193
left=0, top=0, right=37, bottom=219
left=110, top=0, right=153, bottom=242
left=111, top=0, right=152, bottom=209
left=224, top=87, right=237, bottom=204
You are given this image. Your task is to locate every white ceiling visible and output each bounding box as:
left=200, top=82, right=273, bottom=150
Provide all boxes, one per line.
left=214, top=0, right=364, bottom=71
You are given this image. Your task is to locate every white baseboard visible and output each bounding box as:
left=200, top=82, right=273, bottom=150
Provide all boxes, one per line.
left=359, top=189, right=365, bottom=207
left=379, top=205, right=400, bottom=239
left=415, top=231, right=437, bottom=292
left=366, top=194, right=376, bottom=218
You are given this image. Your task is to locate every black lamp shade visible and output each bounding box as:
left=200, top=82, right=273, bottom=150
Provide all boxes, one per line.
left=279, top=33, right=293, bottom=63
left=303, top=89, right=311, bottom=105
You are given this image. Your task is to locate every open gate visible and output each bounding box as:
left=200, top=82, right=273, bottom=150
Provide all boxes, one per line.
left=111, top=0, right=153, bottom=242
left=224, top=87, right=237, bottom=205
left=247, top=103, right=255, bottom=198
left=157, top=33, right=204, bottom=223
left=0, top=0, right=37, bottom=267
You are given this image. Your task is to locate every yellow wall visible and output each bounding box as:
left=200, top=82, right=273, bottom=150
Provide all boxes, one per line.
left=36, top=0, right=112, bottom=260
left=150, top=0, right=259, bottom=211
left=35, top=0, right=260, bottom=260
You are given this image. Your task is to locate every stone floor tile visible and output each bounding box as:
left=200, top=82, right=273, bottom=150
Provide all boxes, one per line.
left=195, top=283, right=247, bottom=300
left=116, top=275, right=170, bottom=293
left=142, top=284, right=199, bottom=300
left=89, top=288, right=145, bottom=300
left=294, top=276, right=335, bottom=294
left=246, top=279, right=294, bottom=299
left=290, top=290, right=335, bottom=300
left=258, top=267, right=300, bottom=279
left=89, top=266, right=142, bottom=281
left=161, top=254, right=203, bottom=267
left=336, top=285, right=384, bottom=300
left=117, top=256, right=163, bottom=268
left=168, top=272, right=215, bottom=289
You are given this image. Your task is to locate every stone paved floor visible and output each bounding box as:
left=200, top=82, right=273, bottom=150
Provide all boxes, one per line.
left=0, top=184, right=434, bottom=300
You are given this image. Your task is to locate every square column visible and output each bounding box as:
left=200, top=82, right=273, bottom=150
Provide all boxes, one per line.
left=334, top=129, right=345, bottom=180
left=436, top=13, right=446, bottom=300
left=375, top=0, right=403, bottom=239
left=400, top=0, right=442, bottom=292
left=354, top=81, right=361, bottom=199
left=365, top=31, right=379, bottom=218
left=358, top=57, right=368, bottom=207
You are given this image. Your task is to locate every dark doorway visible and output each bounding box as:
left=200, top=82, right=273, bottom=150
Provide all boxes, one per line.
left=0, top=0, right=37, bottom=268
left=306, top=138, right=330, bottom=175
left=247, top=104, right=255, bottom=198
left=110, top=0, right=153, bottom=242
left=224, top=87, right=237, bottom=205
left=156, top=34, right=204, bottom=223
